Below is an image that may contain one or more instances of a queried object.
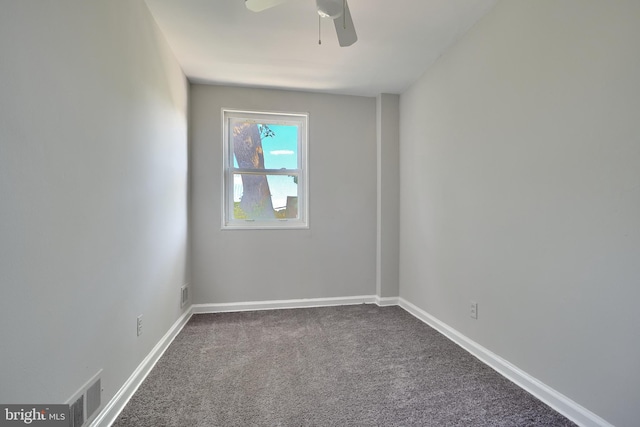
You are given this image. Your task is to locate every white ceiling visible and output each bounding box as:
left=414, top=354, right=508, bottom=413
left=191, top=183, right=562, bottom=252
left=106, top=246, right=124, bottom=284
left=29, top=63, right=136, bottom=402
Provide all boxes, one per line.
left=145, top=0, right=497, bottom=97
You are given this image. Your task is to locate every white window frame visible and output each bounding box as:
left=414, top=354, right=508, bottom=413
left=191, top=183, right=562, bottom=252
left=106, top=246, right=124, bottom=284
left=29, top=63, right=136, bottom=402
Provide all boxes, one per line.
left=222, top=109, right=309, bottom=230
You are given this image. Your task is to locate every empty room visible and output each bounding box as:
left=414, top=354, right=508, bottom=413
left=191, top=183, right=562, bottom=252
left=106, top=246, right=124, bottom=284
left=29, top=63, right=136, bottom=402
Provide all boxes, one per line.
left=1, top=0, right=638, bottom=426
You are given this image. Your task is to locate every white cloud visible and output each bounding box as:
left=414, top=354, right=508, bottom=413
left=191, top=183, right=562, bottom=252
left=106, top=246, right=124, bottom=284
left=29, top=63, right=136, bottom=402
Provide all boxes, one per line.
left=270, top=150, right=294, bottom=156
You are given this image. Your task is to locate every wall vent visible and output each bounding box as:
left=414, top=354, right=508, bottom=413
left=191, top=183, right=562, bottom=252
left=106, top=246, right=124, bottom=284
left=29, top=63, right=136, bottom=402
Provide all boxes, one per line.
left=69, top=395, right=84, bottom=427
left=86, top=378, right=101, bottom=419
left=66, top=370, right=102, bottom=427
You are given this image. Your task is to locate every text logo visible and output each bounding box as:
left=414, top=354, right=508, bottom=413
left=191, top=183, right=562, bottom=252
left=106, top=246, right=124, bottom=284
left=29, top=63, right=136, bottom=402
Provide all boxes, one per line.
left=1, top=405, right=68, bottom=427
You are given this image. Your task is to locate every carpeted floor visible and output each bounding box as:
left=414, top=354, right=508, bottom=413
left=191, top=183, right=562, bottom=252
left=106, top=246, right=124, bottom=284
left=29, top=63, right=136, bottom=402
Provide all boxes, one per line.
left=113, top=305, right=576, bottom=426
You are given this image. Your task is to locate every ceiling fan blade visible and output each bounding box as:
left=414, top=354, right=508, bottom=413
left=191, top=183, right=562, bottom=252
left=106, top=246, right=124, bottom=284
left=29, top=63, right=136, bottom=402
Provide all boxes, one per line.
left=333, top=1, right=357, bottom=47
left=245, top=0, right=290, bottom=12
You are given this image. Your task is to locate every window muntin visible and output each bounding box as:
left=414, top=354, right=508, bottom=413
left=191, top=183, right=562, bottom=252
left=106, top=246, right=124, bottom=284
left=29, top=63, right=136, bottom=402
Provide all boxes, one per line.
left=223, top=110, right=308, bottom=229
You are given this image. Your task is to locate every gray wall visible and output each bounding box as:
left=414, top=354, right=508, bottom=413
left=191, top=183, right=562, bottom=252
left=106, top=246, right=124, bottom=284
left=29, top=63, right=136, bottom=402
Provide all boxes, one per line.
left=376, top=94, right=400, bottom=298
left=190, top=85, right=376, bottom=303
left=399, top=1, right=640, bottom=425
left=0, top=0, right=189, bottom=407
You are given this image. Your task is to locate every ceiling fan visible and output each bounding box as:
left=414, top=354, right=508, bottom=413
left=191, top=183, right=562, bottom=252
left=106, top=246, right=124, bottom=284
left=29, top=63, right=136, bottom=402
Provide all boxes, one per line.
left=245, top=0, right=358, bottom=47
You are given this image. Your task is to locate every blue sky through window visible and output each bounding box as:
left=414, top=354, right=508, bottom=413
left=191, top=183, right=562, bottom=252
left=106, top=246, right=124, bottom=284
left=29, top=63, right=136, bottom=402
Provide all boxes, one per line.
left=233, top=124, right=299, bottom=209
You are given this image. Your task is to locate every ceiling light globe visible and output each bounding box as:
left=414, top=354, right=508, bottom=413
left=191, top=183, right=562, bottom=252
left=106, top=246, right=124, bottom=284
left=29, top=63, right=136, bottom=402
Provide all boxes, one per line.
left=316, top=0, right=343, bottom=19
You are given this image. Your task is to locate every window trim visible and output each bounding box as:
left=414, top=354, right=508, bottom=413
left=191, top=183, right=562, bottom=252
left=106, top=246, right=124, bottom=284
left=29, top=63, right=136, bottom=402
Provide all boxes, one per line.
left=221, top=109, right=309, bottom=230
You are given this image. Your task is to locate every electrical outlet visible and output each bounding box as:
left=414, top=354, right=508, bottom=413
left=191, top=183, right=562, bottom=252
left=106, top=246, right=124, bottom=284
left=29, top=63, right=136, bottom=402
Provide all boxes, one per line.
left=137, top=315, right=143, bottom=336
left=180, top=284, right=189, bottom=308
left=470, top=301, right=478, bottom=319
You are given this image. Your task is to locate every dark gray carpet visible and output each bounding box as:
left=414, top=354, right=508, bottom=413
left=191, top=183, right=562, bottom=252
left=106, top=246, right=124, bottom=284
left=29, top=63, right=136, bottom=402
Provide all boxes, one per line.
left=113, top=305, right=576, bottom=426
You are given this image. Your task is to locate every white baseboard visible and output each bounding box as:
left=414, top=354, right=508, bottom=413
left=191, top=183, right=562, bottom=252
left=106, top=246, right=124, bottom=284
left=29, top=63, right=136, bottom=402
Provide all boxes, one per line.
left=398, top=298, right=612, bottom=427
left=192, top=295, right=377, bottom=313
left=90, top=307, right=194, bottom=427
left=375, top=296, right=400, bottom=306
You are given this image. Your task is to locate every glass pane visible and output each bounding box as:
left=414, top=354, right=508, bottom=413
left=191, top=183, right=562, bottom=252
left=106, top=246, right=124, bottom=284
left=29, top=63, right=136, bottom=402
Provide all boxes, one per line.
left=231, top=120, right=298, bottom=170
left=233, top=174, right=299, bottom=220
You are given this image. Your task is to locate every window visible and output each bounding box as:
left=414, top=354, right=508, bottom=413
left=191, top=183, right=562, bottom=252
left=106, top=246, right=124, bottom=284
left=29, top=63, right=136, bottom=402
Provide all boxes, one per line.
left=222, top=109, right=309, bottom=229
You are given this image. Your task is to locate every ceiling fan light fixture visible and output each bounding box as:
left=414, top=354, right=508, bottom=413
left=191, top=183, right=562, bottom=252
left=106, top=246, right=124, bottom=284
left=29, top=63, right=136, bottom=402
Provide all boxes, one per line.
left=316, top=0, right=343, bottom=19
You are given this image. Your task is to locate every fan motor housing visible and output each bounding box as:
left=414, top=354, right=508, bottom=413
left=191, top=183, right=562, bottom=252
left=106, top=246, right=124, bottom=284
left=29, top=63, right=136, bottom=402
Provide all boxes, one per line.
left=316, top=0, right=343, bottom=19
